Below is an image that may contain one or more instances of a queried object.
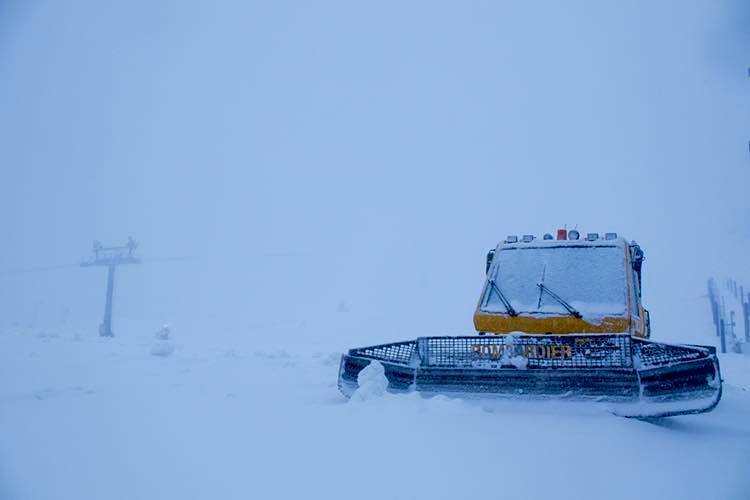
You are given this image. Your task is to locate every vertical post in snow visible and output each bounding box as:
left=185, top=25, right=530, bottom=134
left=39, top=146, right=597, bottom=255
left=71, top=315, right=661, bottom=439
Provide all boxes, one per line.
left=100, top=265, right=116, bottom=337
left=708, top=279, right=720, bottom=337
left=81, top=238, right=140, bottom=338
left=719, top=319, right=727, bottom=354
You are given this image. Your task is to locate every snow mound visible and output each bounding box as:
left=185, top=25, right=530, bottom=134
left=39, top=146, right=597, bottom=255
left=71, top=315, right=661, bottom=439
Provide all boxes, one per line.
left=151, top=325, right=174, bottom=356
left=151, top=341, right=175, bottom=357
left=351, top=360, right=388, bottom=401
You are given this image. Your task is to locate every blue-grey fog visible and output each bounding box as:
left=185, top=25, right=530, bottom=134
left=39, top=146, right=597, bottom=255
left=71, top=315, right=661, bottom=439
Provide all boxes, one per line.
left=1, top=2, right=749, bottom=499
left=1, top=1, right=749, bottom=340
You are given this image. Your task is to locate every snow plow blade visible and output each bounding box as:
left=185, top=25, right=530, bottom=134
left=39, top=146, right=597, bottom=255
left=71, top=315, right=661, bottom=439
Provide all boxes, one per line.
left=338, top=335, right=722, bottom=418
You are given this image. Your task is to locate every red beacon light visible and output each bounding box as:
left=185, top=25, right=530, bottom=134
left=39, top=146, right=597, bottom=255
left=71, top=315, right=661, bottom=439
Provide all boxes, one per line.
left=556, top=228, right=567, bottom=240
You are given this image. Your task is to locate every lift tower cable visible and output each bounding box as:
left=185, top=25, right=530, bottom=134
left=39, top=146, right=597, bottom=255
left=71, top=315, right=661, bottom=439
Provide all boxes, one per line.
left=80, top=237, right=140, bottom=337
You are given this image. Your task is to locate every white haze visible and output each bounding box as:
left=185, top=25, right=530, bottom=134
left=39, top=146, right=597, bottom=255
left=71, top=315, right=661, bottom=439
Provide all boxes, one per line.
left=1, top=1, right=749, bottom=346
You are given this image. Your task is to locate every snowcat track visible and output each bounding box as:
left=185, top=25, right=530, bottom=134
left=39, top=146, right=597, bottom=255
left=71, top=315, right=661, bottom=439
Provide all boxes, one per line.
left=337, top=335, right=722, bottom=417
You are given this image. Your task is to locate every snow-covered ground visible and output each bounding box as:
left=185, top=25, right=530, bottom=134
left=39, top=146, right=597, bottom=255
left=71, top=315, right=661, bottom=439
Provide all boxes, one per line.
left=2, top=322, right=749, bottom=500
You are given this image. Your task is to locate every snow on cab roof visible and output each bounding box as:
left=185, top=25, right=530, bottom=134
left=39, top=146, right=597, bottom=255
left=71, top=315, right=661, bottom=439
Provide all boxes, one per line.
left=497, top=233, right=626, bottom=251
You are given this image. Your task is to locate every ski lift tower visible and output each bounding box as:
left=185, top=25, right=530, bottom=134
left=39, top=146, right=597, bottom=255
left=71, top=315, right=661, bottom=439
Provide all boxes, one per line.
left=81, top=237, right=140, bottom=337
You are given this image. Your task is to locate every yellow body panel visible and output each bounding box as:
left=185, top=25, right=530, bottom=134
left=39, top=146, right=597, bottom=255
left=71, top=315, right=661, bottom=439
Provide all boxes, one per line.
left=473, top=313, right=630, bottom=335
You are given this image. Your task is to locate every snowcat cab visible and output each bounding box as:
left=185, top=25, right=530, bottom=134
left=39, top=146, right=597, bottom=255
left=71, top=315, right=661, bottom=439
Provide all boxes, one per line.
left=338, top=230, right=722, bottom=418
left=475, top=230, right=649, bottom=338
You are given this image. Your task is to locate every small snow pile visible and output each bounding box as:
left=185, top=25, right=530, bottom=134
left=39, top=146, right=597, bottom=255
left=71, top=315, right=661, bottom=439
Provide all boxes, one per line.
left=351, top=360, right=388, bottom=401
left=154, top=325, right=170, bottom=340
left=151, top=342, right=174, bottom=357
left=151, top=324, right=174, bottom=357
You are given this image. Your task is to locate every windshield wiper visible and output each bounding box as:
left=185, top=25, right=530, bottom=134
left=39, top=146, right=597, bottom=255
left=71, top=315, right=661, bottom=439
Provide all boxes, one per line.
left=536, top=283, right=582, bottom=318
left=488, top=279, right=518, bottom=316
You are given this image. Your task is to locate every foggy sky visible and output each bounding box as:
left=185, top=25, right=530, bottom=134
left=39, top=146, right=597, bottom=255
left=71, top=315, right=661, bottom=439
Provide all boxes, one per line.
left=1, top=1, right=748, bottom=344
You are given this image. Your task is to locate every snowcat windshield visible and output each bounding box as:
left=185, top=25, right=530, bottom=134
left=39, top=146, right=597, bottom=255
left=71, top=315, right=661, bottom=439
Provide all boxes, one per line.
left=482, top=244, right=627, bottom=318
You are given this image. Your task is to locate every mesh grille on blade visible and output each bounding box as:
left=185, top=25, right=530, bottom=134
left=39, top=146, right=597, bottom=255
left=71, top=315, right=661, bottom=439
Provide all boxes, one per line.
left=633, top=339, right=709, bottom=368
left=349, top=341, right=417, bottom=365
left=417, top=335, right=633, bottom=369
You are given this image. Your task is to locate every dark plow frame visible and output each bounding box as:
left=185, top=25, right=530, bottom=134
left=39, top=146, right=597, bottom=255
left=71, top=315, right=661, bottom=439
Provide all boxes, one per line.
left=338, top=335, right=722, bottom=418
